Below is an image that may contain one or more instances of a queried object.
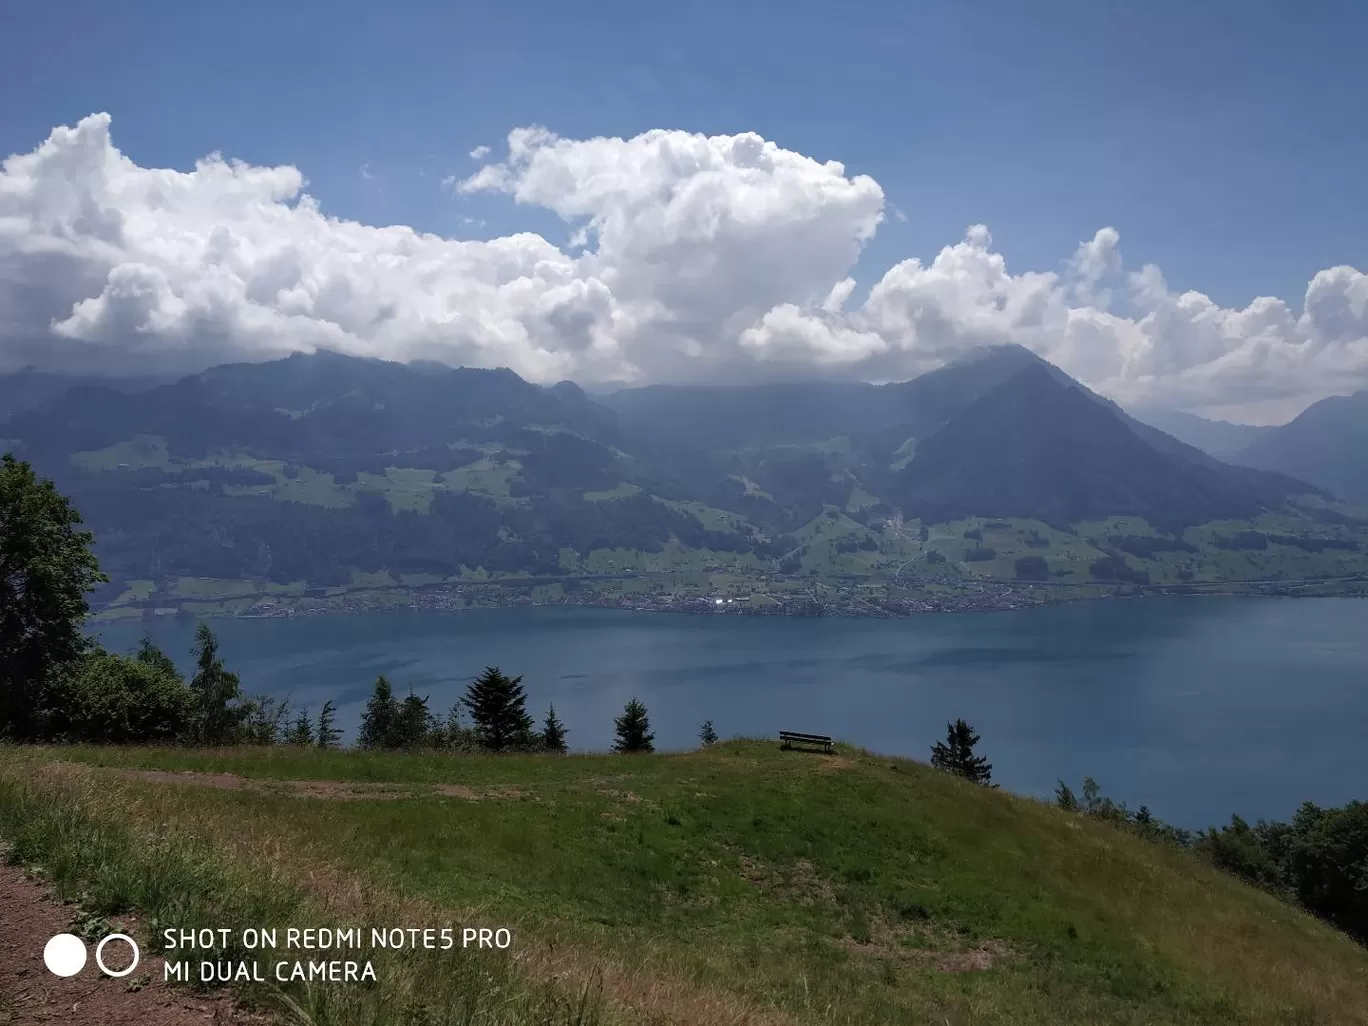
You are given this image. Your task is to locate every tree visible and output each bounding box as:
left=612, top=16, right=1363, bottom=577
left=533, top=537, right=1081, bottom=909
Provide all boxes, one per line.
left=1054, top=779, right=1078, bottom=811
left=699, top=720, right=718, bottom=746
left=238, top=695, right=289, bottom=744
left=929, top=719, right=993, bottom=785
left=394, top=692, right=434, bottom=748
left=136, top=636, right=180, bottom=680
left=461, top=666, right=534, bottom=752
left=285, top=706, right=314, bottom=746
left=613, top=698, right=654, bottom=753
left=188, top=622, right=246, bottom=744
left=0, top=454, right=107, bottom=739
left=316, top=700, right=341, bottom=749
left=40, top=650, right=191, bottom=744
left=357, top=675, right=398, bottom=750
left=541, top=705, right=568, bottom=753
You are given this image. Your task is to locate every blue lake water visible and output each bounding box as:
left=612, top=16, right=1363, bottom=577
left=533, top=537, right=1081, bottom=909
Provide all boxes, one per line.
left=92, top=597, right=1368, bottom=829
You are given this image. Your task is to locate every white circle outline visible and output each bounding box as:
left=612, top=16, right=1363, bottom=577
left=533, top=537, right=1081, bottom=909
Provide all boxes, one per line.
left=95, top=933, right=140, bottom=978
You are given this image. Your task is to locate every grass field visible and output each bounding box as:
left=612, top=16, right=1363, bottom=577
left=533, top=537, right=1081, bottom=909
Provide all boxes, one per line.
left=2, top=742, right=1365, bottom=1025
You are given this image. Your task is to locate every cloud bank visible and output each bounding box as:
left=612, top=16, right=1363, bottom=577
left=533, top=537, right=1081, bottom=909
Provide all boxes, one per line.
left=2, top=114, right=1364, bottom=418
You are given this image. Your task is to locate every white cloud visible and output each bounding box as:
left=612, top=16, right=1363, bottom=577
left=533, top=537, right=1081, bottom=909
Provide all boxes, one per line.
left=1, top=113, right=1365, bottom=418
left=359, top=163, right=374, bottom=181
left=469, top=145, right=490, bottom=161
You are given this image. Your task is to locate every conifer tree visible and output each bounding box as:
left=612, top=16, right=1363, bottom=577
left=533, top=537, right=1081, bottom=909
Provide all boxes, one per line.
left=285, top=706, right=314, bottom=745
left=394, top=691, right=434, bottom=748
left=699, top=720, right=718, bottom=746
left=316, top=700, right=341, bottom=749
left=929, top=718, right=993, bottom=785
left=461, top=666, right=534, bottom=752
left=541, top=705, right=568, bottom=753
left=613, top=698, right=654, bottom=753
left=357, top=675, right=398, bottom=750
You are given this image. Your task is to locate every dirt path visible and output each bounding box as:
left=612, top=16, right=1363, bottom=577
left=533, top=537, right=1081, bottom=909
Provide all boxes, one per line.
left=0, top=857, right=268, bottom=1026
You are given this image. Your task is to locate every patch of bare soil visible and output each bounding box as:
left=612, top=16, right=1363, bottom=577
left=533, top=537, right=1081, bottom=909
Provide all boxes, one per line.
left=837, top=916, right=1016, bottom=973
left=0, top=857, right=270, bottom=1026
left=733, top=854, right=839, bottom=908
left=95, top=768, right=520, bottom=803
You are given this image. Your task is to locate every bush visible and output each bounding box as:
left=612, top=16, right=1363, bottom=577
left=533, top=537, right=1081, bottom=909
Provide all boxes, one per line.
left=40, top=651, right=192, bottom=743
left=1014, top=555, right=1050, bottom=581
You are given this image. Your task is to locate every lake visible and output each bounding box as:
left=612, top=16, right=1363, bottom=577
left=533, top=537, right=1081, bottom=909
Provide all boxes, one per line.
left=92, top=597, right=1367, bottom=829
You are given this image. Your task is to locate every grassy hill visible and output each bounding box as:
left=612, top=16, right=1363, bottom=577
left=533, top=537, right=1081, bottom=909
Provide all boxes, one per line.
left=2, top=741, right=1365, bottom=1025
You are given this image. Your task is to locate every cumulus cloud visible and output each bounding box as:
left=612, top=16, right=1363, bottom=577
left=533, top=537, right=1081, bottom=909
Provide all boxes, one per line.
left=0, top=113, right=1364, bottom=418
left=469, top=145, right=490, bottom=161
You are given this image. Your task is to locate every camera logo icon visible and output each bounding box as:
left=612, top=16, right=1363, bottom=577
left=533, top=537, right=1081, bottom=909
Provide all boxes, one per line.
left=44, top=933, right=140, bottom=978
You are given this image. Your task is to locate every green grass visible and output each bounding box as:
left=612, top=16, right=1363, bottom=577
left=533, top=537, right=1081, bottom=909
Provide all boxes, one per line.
left=5, top=742, right=1366, bottom=1025
left=71, top=435, right=171, bottom=471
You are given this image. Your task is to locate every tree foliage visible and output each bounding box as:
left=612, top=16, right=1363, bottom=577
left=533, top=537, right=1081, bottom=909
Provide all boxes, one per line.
left=0, top=454, right=107, bottom=738
left=462, top=666, right=535, bottom=752
left=613, top=698, right=654, bottom=753
left=541, top=704, right=568, bottom=753
left=930, top=718, right=993, bottom=785
left=699, top=719, right=718, bottom=746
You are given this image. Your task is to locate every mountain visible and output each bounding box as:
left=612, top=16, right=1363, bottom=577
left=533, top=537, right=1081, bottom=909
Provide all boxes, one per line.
left=0, top=367, right=170, bottom=419
left=1233, top=390, right=1368, bottom=502
left=2, top=347, right=1354, bottom=606
left=1127, top=406, right=1271, bottom=461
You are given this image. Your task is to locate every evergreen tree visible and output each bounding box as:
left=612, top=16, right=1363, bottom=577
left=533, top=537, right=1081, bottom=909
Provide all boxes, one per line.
left=699, top=719, right=718, bottom=746
left=316, top=700, right=341, bottom=749
left=188, top=622, right=246, bottom=744
left=357, top=675, right=398, bottom=750
left=461, top=666, right=534, bottom=752
left=541, top=705, right=568, bottom=753
left=1055, top=780, right=1078, bottom=811
left=394, top=691, right=434, bottom=748
left=929, top=719, right=993, bottom=785
left=613, top=698, right=654, bottom=753
left=285, top=706, right=314, bottom=745
left=0, top=454, right=106, bottom=740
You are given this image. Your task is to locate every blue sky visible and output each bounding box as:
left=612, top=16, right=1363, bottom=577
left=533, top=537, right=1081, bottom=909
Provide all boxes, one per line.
left=6, top=0, right=1362, bottom=306
left=2, top=0, right=1365, bottom=418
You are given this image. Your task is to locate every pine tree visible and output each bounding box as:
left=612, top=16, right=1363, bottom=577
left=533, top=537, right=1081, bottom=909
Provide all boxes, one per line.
left=541, top=705, right=568, bottom=753
left=357, top=675, right=398, bottom=750
left=929, top=719, right=993, bottom=785
left=699, top=720, right=718, bottom=746
left=316, top=700, right=341, bottom=749
left=285, top=706, right=314, bottom=745
left=1055, top=779, right=1078, bottom=811
left=461, top=667, right=534, bottom=752
left=394, top=692, right=434, bottom=748
left=188, top=622, right=245, bottom=744
left=613, top=698, right=654, bottom=753
left=135, top=636, right=181, bottom=681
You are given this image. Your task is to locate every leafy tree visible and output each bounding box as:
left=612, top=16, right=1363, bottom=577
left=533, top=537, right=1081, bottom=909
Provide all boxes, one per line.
left=187, top=622, right=246, bottom=744
left=929, top=719, right=993, bottom=785
left=40, top=650, right=191, bottom=744
left=285, top=706, right=314, bottom=746
left=1014, top=555, right=1051, bottom=581
left=699, top=720, right=718, bottom=746
left=541, top=705, right=568, bottom=753
left=316, top=700, right=341, bottom=749
left=0, top=454, right=107, bottom=739
left=613, top=698, right=655, bottom=754
left=239, top=695, right=289, bottom=744
left=433, top=702, right=479, bottom=752
left=357, top=675, right=398, bottom=750
left=136, top=636, right=181, bottom=680
left=462, top=666, right=535, bottom=752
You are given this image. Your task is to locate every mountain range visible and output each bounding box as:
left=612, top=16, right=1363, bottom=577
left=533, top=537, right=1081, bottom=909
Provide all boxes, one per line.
left=2, top=345, right=1364, bottom=607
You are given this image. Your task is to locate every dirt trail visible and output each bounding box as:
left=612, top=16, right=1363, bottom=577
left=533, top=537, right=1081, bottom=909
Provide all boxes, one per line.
left=94, top=767, right=511, bottom=802
left=0, top=857, right=267, bottom=1026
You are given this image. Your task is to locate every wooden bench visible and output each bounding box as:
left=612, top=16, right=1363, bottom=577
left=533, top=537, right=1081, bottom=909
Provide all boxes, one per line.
left=779, top=730, right=834, bottom=753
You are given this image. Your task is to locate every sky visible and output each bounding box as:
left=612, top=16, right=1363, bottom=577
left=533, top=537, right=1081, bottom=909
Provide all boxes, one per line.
left=1, top=0, right=1365, bottom=423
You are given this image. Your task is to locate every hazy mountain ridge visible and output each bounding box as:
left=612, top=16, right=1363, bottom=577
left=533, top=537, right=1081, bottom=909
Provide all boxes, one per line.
left=3, top=346, right=1359, bottom=602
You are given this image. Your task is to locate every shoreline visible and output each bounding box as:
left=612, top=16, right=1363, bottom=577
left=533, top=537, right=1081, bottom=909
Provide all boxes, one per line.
left=91, top=573, right=1368, bottom=623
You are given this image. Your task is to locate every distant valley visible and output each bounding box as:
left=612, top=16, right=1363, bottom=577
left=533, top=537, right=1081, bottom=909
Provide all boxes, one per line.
left=3, top=345, right=1367, bottom=619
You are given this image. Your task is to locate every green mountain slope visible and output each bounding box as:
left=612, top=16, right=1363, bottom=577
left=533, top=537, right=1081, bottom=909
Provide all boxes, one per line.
left=3, top=742, right=1366, bottom=1026
left=1235, top=390, right=1368, bottom=502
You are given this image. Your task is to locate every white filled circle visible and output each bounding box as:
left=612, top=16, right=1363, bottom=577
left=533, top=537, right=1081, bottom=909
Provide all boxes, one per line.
left=43, top=933, right=88, bottom=977
left=95, top=933, right=140, bottom=978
